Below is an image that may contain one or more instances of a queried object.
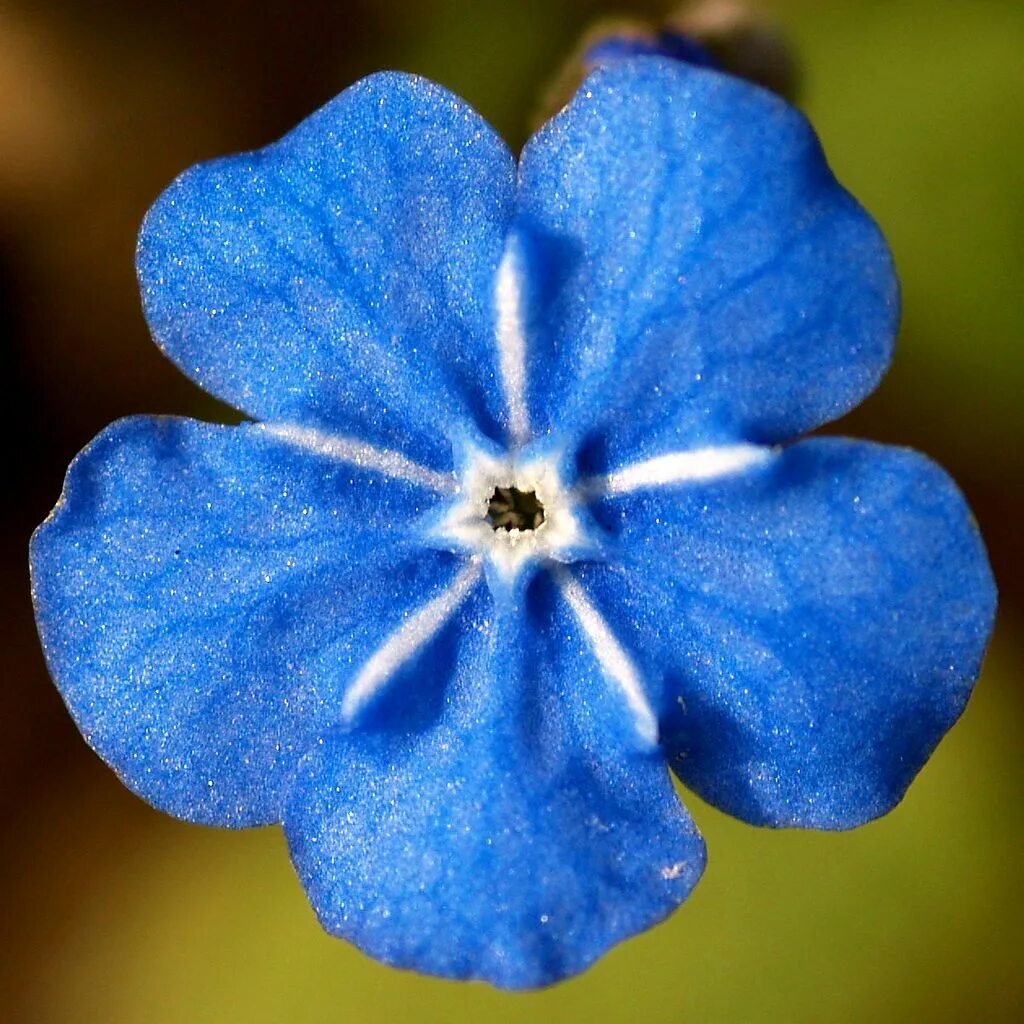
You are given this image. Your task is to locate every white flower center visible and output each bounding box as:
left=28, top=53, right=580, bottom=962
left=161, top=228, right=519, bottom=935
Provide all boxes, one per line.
left=436, top=444, right=585, bottom=582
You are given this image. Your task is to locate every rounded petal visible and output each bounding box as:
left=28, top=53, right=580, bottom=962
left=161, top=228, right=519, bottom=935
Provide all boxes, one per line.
left=516, top=59, right=898, bottom=469
left=580, top=438, right=996, bottom=828
left=137, top=73, right=516, bottom=471
left=284, top=576, right=704, bottom=989
left=30, top=416, right=466, bottom=826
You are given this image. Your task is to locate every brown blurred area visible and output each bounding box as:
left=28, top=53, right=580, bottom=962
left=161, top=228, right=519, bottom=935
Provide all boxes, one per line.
left=2, top=2, right=1021, bottom=1022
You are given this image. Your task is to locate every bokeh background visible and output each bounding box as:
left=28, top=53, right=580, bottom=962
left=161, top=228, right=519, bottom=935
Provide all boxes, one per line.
left=2, top=1, right=1021, bottom=1020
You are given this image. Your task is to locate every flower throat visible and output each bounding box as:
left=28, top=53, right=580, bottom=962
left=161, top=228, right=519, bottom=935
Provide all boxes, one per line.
left=486, top=486, right=545, bottom=531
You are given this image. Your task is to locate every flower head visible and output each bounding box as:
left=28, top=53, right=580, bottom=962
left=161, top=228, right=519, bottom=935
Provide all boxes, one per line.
left=31, top=58, right=995, bottom=989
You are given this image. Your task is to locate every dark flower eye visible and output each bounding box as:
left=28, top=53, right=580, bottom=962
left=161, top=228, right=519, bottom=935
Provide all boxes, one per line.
left=485, top=485, right=545, bottom=531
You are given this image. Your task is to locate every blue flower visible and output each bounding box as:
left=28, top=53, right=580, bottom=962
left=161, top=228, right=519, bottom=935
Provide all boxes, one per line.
left=30, top=58, right=995, bottom=989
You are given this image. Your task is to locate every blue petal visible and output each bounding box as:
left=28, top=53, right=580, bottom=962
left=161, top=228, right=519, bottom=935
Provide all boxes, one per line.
left=30, top=416, right=465, bottom=826
left=580, top=438, right=996, bottom=828
left=516, top=59, right=898, bottom=470
left=284, top=575, right=705, bottom=989
left=137, top=73, right=516, bottom=471
left=585, top=31, right=719, bottom=71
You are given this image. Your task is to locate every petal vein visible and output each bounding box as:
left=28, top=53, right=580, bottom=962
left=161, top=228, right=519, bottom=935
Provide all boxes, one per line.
left=341, top=557, right=483, bottom=721
left=494, top=240, right=531, bottom=447
left=580, top=444, right=775, bottom=497
left=555, top=568, right=658, bottom=748
left=262, top=423, right=456, bottom=493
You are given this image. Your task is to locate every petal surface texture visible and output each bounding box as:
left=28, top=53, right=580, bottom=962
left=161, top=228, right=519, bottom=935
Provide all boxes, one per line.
left=30, top=416, right=466, bottom=826
left=581, top=438, right=996, bottom=828
left=516, top=59, right=899, bottom=469
left=137, top=73, right=516, bottom=472
left=284, top=577, right=705, bottom=989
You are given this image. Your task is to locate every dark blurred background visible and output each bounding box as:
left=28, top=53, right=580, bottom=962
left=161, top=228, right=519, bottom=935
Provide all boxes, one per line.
left=2, top=1, right=1021, bottom=1021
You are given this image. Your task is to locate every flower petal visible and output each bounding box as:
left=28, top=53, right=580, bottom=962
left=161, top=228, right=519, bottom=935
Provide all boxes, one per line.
left=516, top=59, right=898, bottom=469
left=137, top=73, right=516, bottom=471
left=283, top=575, right=705, bottom=989
left=585, top=30, right=720, bottom=71
left=579, top=438, right=996, bottom=828
left=30, top=416, right=467, bottom=826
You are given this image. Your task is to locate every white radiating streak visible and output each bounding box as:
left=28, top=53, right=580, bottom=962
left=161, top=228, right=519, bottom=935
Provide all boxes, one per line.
left=555, top=569, right=659, bottom=748
left=261, top=423, right=456, bottom=493
left=581, top=443, right=775, bottom=497
left=341, top=558, right=483, bottom=722
left=494, top=241, right=531, bottom=447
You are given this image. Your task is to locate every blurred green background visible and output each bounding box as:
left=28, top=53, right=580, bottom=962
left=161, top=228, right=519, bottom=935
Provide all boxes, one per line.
left=2, top=1, right=1021, bottom=1021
